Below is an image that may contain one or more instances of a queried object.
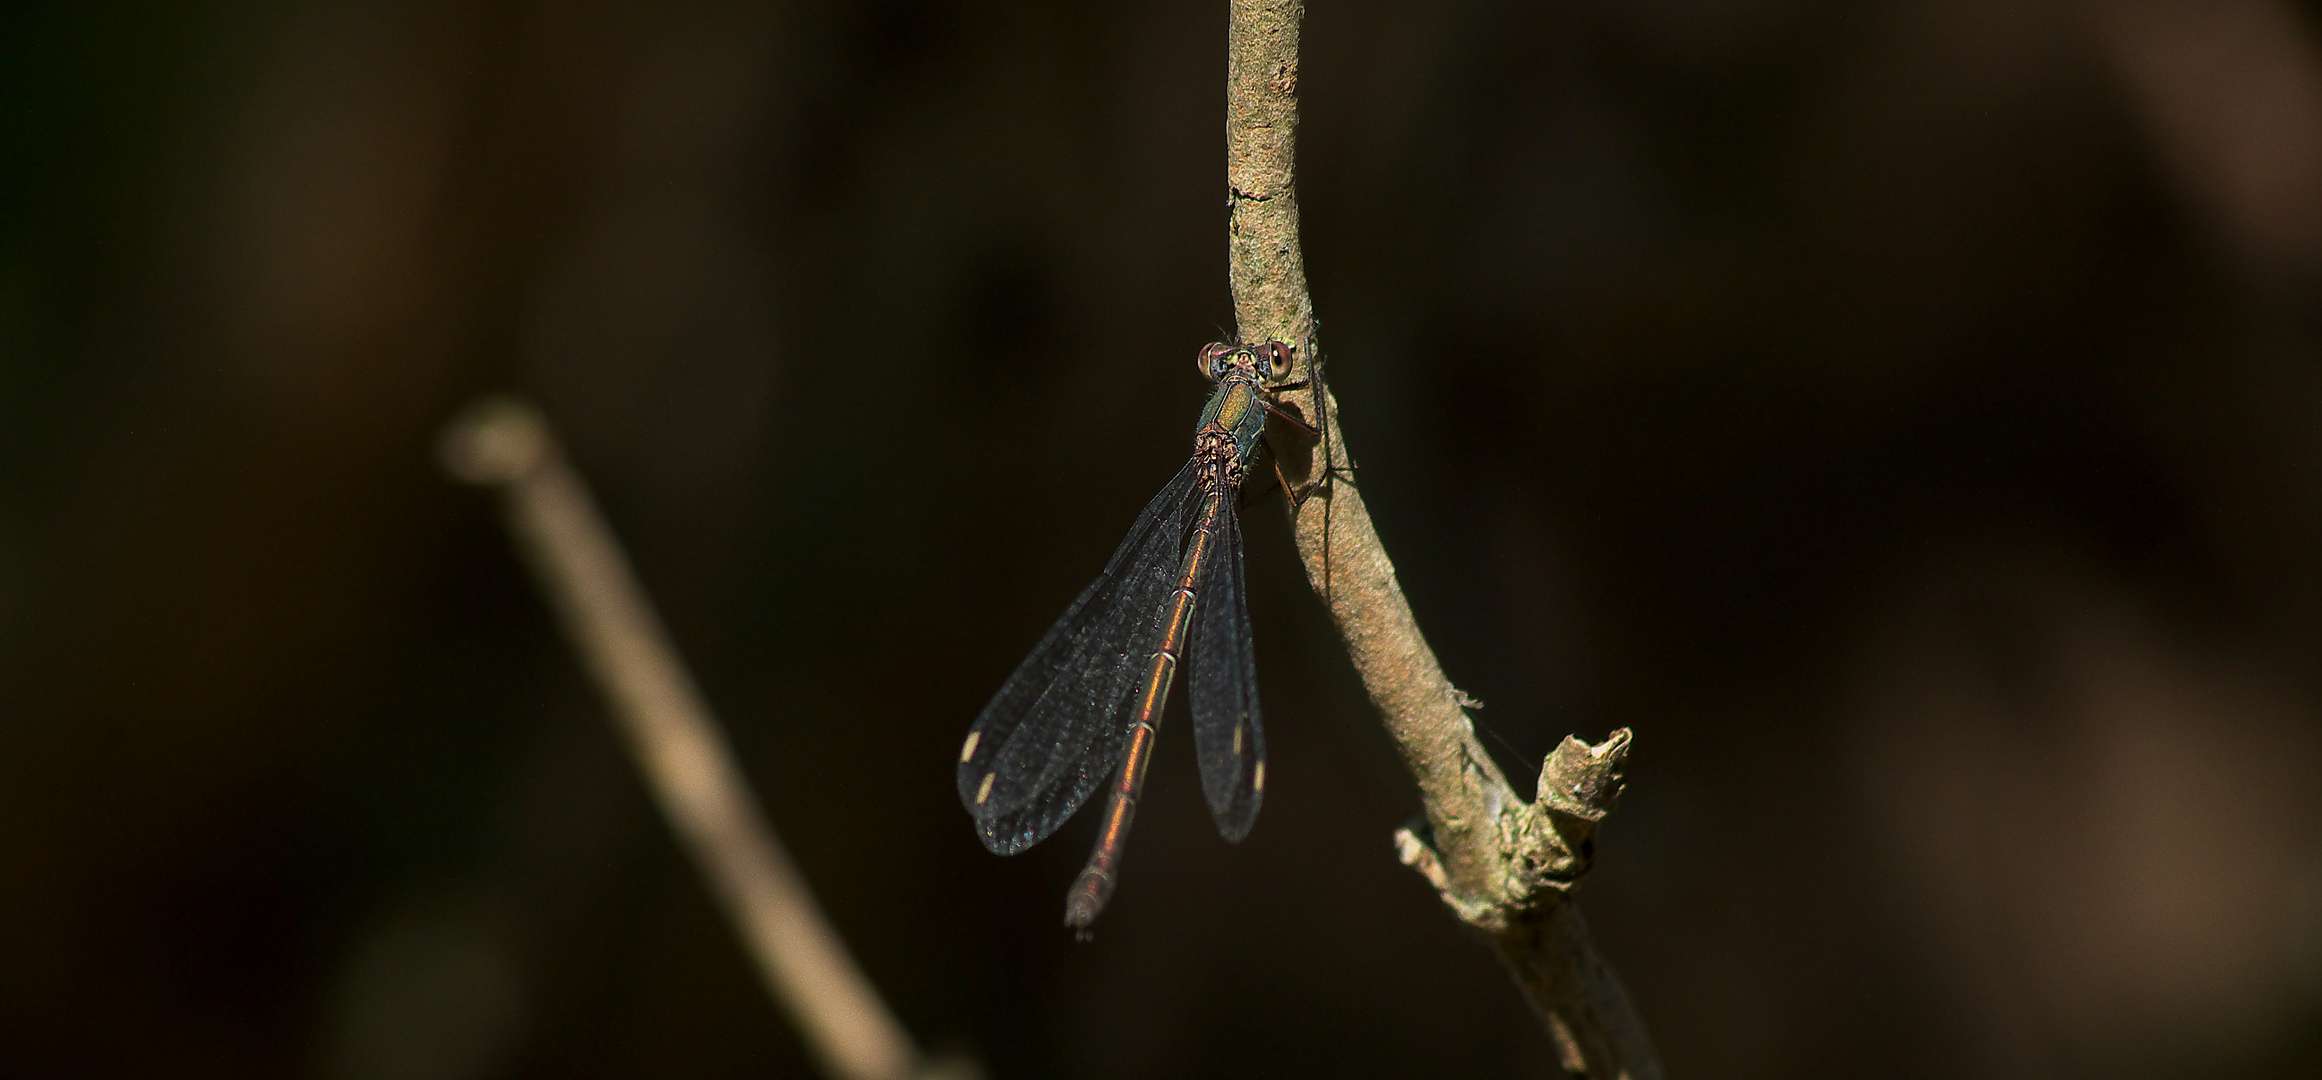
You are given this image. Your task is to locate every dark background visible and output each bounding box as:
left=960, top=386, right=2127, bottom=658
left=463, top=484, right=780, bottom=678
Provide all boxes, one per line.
left=7, top=0, right=2322, bottom=1076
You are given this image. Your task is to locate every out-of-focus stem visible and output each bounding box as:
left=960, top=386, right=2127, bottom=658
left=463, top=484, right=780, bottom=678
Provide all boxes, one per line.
left=438, top=397, right=968, bottom=1080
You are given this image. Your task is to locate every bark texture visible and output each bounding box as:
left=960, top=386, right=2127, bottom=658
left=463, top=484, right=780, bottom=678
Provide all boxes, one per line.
left=1225, top=3, right=1663, bottom=1076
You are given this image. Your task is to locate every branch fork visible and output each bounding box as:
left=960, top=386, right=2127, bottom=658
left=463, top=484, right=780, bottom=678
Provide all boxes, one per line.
left=1396, top=730, right=1632, bottom=930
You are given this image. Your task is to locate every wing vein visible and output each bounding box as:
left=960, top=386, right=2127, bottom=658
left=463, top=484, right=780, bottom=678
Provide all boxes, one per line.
left=1189, top=500, right=1263, bottom=841
left=957, top=463, right=1199, bottom=854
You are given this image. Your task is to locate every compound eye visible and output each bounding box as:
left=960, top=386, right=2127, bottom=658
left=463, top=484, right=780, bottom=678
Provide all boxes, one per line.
left=1265, top=342, right=1294, bottom=380
left=1196, top=343, right=1230, bottom=380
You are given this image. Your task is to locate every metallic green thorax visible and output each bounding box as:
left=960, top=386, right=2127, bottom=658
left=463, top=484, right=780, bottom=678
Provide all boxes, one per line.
left=1193, top=349, right=1270, bottom=492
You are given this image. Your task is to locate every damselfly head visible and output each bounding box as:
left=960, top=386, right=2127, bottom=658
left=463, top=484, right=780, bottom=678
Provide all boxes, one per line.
left=1197, top=341, right=1286, bottom=383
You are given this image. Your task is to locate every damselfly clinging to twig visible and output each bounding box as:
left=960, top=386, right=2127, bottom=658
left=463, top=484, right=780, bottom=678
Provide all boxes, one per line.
left=957, top=340, right=1315, bottom=933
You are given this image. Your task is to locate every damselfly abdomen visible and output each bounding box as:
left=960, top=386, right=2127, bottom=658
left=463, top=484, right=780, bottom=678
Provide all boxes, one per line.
left=957, top=340, right=1311, bottom=932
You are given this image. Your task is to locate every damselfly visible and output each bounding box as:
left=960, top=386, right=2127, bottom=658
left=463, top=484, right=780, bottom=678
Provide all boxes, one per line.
left=958, top=340, right=1314, bottom=932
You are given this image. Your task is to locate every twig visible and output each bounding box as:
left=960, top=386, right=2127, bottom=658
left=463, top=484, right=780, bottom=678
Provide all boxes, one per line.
left=438, top=398, right=972, bottom=1080
left=1224, top=3, right=1665, bottom=1077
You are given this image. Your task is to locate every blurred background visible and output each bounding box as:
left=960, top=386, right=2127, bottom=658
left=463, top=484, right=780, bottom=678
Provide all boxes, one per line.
left=6, top=0, right=2322, bottom=1076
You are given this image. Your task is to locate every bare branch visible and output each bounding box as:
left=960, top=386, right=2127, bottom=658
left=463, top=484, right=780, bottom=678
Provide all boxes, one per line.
left=438, top=398, right=972, bottom=1080
left=1224, top=3, right=1664, bottom=1076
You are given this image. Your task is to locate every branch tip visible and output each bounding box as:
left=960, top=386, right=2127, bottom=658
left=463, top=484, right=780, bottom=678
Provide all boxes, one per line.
left=1393, top=823, right=1446, bottom=887
left=438, top=396, right=549, bottom=486
left=1538, top=729, right=1632, bottom=822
